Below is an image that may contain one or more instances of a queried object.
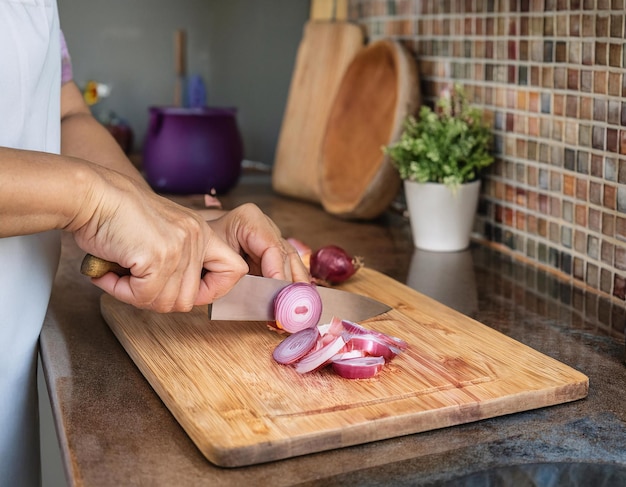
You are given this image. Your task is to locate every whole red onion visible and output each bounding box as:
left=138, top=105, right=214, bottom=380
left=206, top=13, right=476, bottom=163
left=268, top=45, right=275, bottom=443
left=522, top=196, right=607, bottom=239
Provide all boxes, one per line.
left=309, top=245, right=363, bottom=285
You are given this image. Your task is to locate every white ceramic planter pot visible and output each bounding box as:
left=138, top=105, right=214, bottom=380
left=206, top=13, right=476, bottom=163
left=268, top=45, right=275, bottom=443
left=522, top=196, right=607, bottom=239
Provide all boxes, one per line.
left=404, top=179, right=481, bottom=252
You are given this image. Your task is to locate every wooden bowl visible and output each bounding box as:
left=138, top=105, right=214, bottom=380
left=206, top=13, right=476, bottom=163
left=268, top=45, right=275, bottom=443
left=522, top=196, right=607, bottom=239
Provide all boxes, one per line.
left=318, top=39, right=421, bottom=219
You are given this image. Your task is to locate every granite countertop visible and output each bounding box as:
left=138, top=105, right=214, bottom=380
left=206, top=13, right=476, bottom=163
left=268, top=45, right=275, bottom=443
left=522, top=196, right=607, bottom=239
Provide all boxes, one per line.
left=40, top=174, right=626, bottom=486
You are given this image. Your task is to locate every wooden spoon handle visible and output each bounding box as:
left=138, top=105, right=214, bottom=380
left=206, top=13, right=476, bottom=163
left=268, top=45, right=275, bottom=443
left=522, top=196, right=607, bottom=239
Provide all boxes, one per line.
left=80, top=254, right=131, bottom=278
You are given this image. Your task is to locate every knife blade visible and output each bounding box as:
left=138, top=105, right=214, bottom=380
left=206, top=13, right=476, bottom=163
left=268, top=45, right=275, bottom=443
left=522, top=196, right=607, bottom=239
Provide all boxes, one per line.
left=209, top=274, right=391, bottom=324
left=80, top=254, right=391, bottom=324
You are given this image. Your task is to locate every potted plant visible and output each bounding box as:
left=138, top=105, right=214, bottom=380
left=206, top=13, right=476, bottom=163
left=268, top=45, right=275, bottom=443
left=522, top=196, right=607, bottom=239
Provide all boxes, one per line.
left=384, top=84, right=494, bottom=252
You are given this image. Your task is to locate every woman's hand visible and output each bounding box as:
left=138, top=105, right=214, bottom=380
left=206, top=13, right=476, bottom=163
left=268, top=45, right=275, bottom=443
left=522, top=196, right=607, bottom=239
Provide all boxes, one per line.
left=205, top=203, right=310, bottom=283
left=68, top=164, right=249, bottom=313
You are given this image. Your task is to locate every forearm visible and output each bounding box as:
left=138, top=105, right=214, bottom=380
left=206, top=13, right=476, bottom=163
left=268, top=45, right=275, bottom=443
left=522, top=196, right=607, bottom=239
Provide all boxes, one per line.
left=59, top=80, right=148, bottom=187
left=60, top=111, right=148, bottom=187
left=0, top=147, right=98, bottom=237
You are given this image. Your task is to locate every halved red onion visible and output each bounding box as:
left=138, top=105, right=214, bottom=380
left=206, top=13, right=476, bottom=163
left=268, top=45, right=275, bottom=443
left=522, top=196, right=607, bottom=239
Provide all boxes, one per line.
left=273, top=282, right=323, bottom=333
left=272, top=327, right=320, bottom=365
left=332, top=356, right=385, bottom=379
left=294, top=334, right=347, bottom=374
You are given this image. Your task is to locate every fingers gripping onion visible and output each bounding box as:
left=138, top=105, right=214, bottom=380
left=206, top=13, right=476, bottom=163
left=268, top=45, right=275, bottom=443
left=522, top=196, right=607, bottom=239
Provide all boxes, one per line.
left=273, top=282, right=323, bottom=333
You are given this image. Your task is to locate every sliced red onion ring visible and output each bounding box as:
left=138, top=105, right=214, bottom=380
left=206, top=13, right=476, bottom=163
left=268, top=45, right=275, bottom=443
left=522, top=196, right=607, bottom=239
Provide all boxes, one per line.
left=271, top=307, right=407, bottom=379
left=317, top=323, right=331, bottom=336
left=273, top=282, right=323, bottom=333
left=320, top=332, right=339, bottom=347
left=294, top=334, right=347, bottom=374
left=332, top=356, right=385, bottom=379
left=341, top=319, right=409, bottom=350
left=330, top=350, right=367, bottom=362
left=272, top=327, right=320, bottom=365
left=345, top=334, right=400, bottom=361
left=325, top=316, right=345, bottom=337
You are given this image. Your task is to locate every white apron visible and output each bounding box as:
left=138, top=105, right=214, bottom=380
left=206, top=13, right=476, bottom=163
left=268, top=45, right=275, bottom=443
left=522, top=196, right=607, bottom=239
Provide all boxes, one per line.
left=0, top=1, right=63, bottom=485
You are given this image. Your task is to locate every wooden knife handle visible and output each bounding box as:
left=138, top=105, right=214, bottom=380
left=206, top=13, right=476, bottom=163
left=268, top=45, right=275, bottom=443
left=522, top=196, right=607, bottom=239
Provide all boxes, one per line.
left=81, top=254, right=131, bottom=278
left=80, top=254, right=209, bottom=279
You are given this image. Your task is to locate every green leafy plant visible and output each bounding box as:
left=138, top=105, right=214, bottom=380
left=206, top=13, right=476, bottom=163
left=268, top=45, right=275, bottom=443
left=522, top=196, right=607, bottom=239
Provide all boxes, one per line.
left=385, top=84, right=494, bottom=188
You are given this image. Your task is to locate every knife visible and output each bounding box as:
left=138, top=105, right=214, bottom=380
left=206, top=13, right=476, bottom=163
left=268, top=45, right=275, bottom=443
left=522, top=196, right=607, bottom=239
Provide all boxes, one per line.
left=81, top=254, right=391, bottom=324
left=80, top=254, right=209, bottom=279
left=209, top=274, right=391, bottom=324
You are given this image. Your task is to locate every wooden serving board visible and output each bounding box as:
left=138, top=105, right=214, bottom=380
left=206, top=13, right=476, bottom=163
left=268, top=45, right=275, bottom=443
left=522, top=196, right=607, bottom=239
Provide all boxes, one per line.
left=100, top=268, right=588, bottom=468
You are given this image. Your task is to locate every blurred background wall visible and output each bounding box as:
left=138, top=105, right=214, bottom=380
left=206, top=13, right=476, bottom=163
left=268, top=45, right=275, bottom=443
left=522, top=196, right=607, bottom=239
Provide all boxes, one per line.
left=58, top=0, right=310, bottom=164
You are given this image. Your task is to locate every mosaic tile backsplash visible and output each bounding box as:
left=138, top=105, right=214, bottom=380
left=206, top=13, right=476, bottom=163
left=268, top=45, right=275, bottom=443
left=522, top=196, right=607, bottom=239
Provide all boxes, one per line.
left=347, top=0, right=626, bottom=304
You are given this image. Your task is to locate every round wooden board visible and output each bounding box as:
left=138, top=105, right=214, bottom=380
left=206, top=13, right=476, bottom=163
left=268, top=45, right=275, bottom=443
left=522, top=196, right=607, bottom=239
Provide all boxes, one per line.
left=319, top=39, right=420, bottom=219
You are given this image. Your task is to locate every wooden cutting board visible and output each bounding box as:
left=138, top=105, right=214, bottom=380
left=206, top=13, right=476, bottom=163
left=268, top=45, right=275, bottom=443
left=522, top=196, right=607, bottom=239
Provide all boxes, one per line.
left=100, top=268, right=588, bottom=468
left=271, top=21, right=364, bottom=203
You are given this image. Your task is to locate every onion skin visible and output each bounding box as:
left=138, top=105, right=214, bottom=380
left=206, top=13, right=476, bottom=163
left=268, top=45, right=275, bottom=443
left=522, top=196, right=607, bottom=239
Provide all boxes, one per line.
left=273, top=282, right=323, bottom=333
left=309, top=245, right=363, bottom=285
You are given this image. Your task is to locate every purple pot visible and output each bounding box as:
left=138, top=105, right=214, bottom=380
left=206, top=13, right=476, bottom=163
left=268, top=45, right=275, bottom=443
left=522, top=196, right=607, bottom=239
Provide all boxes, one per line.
left=142, top=106, right=243, bottom=194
